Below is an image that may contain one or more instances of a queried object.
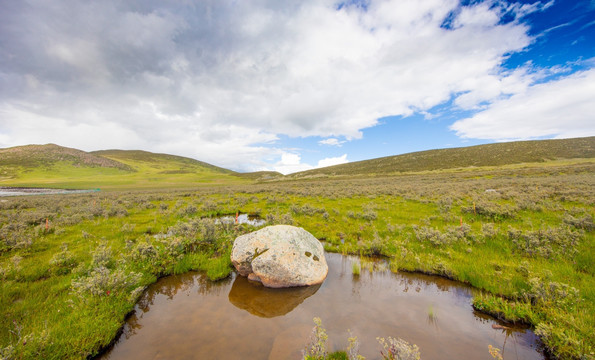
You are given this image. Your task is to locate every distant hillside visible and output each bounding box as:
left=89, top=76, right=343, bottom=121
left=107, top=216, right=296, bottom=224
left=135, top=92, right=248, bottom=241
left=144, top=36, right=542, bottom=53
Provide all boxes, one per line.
left=235, top=171, right=284, bottom=181
left=0, top=145, right=247, bottom=189
left=0, top=144, right=132, bottom=171
left=3, top=137, right=593, bottom=188
left=289, top=136, right=595, bottom=177
left=92, top=150, right=235, bottom=175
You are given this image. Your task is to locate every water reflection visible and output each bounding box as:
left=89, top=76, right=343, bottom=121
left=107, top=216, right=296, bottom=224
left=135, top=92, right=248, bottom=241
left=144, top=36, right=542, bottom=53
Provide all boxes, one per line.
left=124, top=272, right=233, bottom=339
left=0, top=187, right=99, bottom=197
left=102, top=253, right=545, bottom=360
left=229, top=276, right=320, bottom=318
left=215, top=213, right=266, bottom=226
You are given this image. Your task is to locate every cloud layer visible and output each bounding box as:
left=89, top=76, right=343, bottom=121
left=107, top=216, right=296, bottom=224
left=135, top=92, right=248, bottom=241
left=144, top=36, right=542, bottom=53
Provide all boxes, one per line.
left=1, top=0, right=589, bottom=172
left=451, top=68, right=595, bottom=140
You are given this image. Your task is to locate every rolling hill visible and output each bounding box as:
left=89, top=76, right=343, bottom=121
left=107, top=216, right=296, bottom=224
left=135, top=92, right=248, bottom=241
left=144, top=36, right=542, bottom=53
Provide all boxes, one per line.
left=0, top=144, right=132, bottom=171
left=234, top=171, right=284, bottom=181
left=1, top=137, right=594, bottom=188
left=289, top=136, right=595, bottom=178
left=0, top=144, right=247, bottom=189
left=92, top=149, right=235, bottom=175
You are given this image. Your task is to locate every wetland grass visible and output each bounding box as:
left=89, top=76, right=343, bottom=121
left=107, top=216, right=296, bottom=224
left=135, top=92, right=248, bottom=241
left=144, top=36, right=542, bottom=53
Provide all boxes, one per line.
left=0, top=159, right=594, bottom=359
left=352, top=261, right=361, bottom=276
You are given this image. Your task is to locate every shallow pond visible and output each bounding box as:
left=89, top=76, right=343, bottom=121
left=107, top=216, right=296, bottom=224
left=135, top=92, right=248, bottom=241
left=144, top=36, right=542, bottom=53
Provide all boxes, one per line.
left=0, top=187, right=99, bottom=197
left=215, top=213, right=266, bottom=226
left=102, top=253, right=545, bottom=360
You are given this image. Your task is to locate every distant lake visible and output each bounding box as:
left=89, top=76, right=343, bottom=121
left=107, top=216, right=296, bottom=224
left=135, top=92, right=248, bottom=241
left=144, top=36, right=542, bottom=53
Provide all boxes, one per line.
left=0, top=187, right=99, bottom=197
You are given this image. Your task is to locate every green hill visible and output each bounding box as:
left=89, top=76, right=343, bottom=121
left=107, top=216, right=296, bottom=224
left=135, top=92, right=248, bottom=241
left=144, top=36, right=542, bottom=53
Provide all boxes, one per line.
left=2, top=137, right=594, bottom=188
left=234, top=171, right=284, bottom=181
left=289, top=136, right=595, bottom=177
left=0, top=144, right=132, bottom=171
left=0, top=145, right=247, bottom=189
left=92, top=149, right=235, bottom=175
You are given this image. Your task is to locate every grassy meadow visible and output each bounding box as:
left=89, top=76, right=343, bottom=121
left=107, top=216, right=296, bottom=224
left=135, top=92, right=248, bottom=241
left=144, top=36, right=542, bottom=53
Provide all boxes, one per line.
left=0, top=141, right=594, bottom=359
left=0, top=145, right=249, bottom=190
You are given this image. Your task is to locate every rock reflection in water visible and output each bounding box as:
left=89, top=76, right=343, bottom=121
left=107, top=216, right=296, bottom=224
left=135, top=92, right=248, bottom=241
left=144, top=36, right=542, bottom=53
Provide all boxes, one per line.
left=229, top=275, right=320, bottom=318
left=123, top=271, right=232, bottom=339
left=102, top=253, right=545, bottom=360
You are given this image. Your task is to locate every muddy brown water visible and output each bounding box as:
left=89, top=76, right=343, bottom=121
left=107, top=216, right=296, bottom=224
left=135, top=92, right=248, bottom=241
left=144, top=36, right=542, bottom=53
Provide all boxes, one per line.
left=102, top=253, right=545, bottom=360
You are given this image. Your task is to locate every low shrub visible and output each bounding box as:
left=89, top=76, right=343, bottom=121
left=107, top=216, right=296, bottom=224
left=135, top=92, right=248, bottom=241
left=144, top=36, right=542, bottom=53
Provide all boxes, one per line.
left=71, top=266, right=142, bottom=297
left=377, top=336, right=421, bottom=360
left=508, top=226, right=582, bottom=259
left=462, top=201, right=516, bottom=221
left=49, top=245, right=77, bottom=275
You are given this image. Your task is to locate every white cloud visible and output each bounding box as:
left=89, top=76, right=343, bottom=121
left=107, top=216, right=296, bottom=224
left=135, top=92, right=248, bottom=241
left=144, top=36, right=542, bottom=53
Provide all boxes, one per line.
left=504, top=0, right=554, bottom=18
left=317, top=154, right=349, bottom=168
left=272, top=153, right=314, bottom=175
left=319, top=138, right=346, bottom=147
left=0, top=0, right=570, bottom=171
left=450, top=68, right=595, bottom=140
left=271, top=152, right=349, bottom=175
left=454, top=67, right=537, bottom=110
left=0, top=104, right=145, bottom=150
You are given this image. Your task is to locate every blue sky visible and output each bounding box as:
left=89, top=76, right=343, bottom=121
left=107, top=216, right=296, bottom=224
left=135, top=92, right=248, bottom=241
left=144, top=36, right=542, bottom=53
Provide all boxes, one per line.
left=1, top=0, right=594, bottom=173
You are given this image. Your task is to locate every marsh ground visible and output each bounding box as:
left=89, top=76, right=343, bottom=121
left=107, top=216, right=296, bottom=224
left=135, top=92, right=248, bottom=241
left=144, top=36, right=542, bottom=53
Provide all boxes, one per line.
left=0, top=159, right=593, bottom=359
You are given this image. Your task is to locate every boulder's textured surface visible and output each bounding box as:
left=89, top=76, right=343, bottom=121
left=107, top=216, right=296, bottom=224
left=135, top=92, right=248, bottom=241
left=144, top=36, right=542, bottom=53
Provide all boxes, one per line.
left=231, top=225, right=328, bottom=288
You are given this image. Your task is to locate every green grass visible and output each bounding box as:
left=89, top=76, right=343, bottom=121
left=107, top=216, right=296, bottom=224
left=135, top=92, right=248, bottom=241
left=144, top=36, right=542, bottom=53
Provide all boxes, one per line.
left=0, top=145, right=249, bottom=190
left=0, top=144, right=132, bottom=171
left=0, top=144, right=594, bottom=359
left=352, top=261, right=361, bottom=276
left=0, top=198, right=242, bottom=358
left=289, top=136, right=595, bottom=177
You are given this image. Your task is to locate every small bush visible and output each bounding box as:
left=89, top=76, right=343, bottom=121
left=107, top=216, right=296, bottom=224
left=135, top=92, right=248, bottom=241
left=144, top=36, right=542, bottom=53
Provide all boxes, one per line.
left=463, top=201, right=515, bottom=221
left=508, top=226, right=582, bottom=259
left=347, top=331, right=364, bottom=360
left=377, top=336, right=421, bottom=360
left=303, top=317, right=328, bottom=360
left=130, top=240, right=157, bottom=261
left=181, top=205, right=198, bottom=216
left=413, top=226, right=449, bottom=246
left=107, top=205, right=128, bottom=218
left=481, top=223, right=497, bottom=239
left=201, top=201, right=217, bottom=213
left=360, top=209, right=377, bottom=221
left=49, top=245, right=77, bottom=275
left=91, top=243, right=114, bottom=268
left=564, top=213, right=594, bottom=231
left=534, top=322, right=589, bottom=360
left=524, top=277, right=580, bottom=309
left=71, top=266, right=142, bottom=297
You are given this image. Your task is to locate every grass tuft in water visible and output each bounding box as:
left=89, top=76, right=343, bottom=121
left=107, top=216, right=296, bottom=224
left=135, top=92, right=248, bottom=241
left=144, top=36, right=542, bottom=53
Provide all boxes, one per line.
left=352, top=261, right=361, bottom=276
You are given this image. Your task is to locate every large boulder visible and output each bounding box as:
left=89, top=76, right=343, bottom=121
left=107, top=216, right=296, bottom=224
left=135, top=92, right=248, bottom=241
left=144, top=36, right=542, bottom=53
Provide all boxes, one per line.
left=231, top=225, right=328, bottom=288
